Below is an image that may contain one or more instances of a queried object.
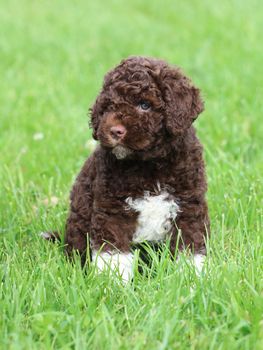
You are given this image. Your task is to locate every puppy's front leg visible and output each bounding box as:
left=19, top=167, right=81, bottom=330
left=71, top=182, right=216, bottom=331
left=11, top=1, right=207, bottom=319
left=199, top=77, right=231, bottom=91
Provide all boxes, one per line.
left=90, top=210, right=137, bottom=282
left=171, top=196, right=209, bottom=274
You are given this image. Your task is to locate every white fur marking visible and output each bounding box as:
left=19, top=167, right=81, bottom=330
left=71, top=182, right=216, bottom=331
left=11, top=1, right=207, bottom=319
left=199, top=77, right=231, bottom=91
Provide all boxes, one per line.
left=112, top=145, right=133, bottom=159
left=193, top=254, right=205, bottom=274
left=177, top=254, right=206, bottom=276
left=126, top=191, right=179, bottom=243
left=40, top=232, right=52, bottom=239
left=92, top=251, right=134, bottom=282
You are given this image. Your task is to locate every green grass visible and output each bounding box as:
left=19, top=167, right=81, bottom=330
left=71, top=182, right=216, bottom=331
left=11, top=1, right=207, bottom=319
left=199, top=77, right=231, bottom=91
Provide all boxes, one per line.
left=1, top=0, right=263, bottom=349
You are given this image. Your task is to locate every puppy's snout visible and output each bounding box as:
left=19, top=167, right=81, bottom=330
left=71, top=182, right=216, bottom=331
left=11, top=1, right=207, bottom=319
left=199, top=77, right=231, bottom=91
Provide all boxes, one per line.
left=110, top=125, right=127, bottom=140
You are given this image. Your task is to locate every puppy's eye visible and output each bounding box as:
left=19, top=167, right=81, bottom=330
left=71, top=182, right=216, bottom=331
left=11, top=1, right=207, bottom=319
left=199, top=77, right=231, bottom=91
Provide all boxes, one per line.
left=138, top=100, right=151, bottom=110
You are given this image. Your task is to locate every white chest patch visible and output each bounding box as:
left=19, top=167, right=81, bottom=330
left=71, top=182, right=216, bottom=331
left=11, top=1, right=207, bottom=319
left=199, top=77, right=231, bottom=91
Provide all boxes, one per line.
left=126, top=191, right=180, bottom=243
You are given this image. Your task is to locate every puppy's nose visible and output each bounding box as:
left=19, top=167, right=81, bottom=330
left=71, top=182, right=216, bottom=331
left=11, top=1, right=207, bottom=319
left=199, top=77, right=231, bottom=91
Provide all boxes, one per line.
left=110, top=125, right=127, bottom=140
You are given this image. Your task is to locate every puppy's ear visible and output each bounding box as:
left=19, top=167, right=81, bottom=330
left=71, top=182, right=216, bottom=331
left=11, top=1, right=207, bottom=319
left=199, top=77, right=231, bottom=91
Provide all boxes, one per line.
left=89, top=94, right=104, bottom=140
left=161, top=67, right=204, bottom=134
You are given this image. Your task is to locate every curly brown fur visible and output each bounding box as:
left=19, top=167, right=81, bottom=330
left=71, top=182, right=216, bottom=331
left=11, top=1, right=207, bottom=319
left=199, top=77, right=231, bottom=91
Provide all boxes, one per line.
left=62, top=56, right=210, bottom=267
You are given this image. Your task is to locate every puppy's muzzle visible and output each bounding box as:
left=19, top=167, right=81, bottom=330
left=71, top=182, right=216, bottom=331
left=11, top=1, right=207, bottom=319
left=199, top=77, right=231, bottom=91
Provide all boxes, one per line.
left=110, top=125, right=127, bottom=141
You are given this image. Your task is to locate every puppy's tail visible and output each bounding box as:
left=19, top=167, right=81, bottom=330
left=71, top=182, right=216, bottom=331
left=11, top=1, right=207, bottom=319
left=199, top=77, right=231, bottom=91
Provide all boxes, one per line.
left=40, top=231, right=61, bottom=243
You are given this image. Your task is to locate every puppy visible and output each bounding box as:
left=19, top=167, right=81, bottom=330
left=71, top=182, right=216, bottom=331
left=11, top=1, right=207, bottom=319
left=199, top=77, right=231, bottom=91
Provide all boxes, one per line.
left=46, top=56, right=210, bottom=281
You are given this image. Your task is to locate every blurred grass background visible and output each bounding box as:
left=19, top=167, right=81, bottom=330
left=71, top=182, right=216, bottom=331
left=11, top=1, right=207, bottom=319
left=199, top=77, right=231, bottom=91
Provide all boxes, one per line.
left=0, top=0, right=262, bottom=349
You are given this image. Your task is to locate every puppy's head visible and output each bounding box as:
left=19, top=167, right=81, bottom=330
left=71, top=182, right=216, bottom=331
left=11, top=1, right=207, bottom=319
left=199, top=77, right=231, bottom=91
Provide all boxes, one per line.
left=90, top=56, right=204, bottom=159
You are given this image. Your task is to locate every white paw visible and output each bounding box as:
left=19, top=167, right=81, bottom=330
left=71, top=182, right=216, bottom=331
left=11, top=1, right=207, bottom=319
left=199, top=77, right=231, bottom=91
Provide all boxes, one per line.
left=177, top=253, right=206, bottom=275
left=92, top=251, right=134, bottom=283
left=40, top=232, right=53, bottom=240
left=193, top=254, right=206, bottom=274
left=40, top=231, right=60, bottom=242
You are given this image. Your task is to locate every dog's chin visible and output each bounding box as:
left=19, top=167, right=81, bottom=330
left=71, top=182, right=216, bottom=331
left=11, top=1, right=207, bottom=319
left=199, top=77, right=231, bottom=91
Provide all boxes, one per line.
left=112, top=145, right=134, bottom=160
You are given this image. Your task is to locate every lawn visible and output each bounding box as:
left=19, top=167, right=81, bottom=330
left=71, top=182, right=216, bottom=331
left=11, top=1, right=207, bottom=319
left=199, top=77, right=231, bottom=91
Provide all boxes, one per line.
left=0, top=0, right=262, bottom=349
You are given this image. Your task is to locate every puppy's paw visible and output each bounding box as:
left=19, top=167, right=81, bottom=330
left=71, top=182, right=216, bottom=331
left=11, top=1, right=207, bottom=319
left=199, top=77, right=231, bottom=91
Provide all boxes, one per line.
left=193, top=254, right=206, bottom=275
left=92, top=251, right=134, bottom=283
left=40, top=231, right=60, bottom=243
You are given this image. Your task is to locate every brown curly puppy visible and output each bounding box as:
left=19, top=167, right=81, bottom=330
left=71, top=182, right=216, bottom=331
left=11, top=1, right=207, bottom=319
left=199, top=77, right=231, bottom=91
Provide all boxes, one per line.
left=46, top=56, right=210, bottom=281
